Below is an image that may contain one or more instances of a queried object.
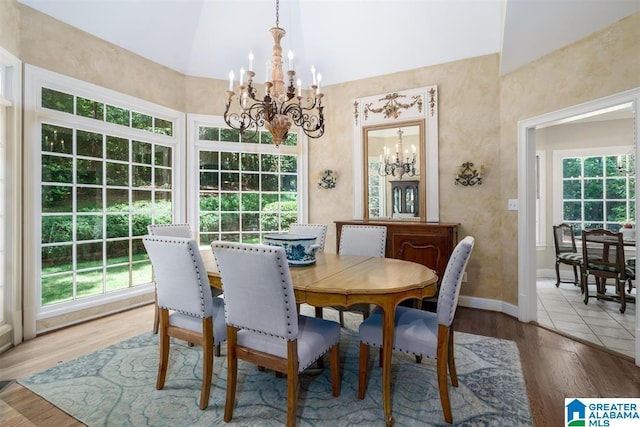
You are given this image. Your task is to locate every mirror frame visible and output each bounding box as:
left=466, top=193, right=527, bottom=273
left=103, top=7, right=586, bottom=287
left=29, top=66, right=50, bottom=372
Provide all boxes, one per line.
left=352, top=86, right=439, bottom=222
left=363, top=119, right=426, bottom=220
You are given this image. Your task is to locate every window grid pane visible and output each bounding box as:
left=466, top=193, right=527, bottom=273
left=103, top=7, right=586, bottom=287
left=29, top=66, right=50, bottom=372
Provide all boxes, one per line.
left=40, top=122, right=173, bottom=307
left=561, top=154, right=634, bottom=232
left=197, top=129, right=299, bottom=244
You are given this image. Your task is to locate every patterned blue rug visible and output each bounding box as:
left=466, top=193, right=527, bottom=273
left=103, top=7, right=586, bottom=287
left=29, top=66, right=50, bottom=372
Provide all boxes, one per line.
left=18, top=320, right=531, bottom=426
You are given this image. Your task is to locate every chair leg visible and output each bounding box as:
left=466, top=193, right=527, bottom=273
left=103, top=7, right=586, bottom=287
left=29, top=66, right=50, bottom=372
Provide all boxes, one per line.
left=224, top=327, right=238, bottom=423
left=286, top=341, right=299, bottom=427
left=200, top=318, right=214, bottom=410
left=583, top=273, right=590, bottom=305
left=437, top=324, right=453, bottom=424
left=315, top=306, right=323, bottom=318
left=619, top=279, right=627, bottom=314
left=572, top=265, right=579, bottom=286
left=215, top=343, right=221, bottom=357
left=358, top=342, right=369, bottom=400
left=555, top=262, right=561, bottom=287
left=329, top=345, right=341, bottom=397
left=339, top=309, right=345, bottom=327
left=447, top=327, right=458, bottom=387
left=156, top=309, right=170, bottom=390
left=152, top=291, right=159, bottom=334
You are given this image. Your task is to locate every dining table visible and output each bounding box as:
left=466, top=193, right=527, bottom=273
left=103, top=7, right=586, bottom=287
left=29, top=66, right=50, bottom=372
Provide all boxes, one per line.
left=201, top=250, right=438, bottom=426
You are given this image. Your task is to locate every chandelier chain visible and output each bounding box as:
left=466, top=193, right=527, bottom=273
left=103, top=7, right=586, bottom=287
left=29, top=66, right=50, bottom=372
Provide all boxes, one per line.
left=275, top=0, right=280, bottom=27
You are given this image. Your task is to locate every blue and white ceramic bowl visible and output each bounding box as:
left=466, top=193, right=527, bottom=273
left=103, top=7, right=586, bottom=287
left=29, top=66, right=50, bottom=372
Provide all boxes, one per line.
left=263, top=233, right=321, bottom=266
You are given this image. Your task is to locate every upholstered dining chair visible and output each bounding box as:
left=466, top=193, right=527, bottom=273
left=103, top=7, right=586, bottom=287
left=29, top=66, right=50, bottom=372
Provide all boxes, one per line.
left=142, top=235, right=227, bottom=410
left=211, top=241, right=341, bottom=427
left=326, top=225, right=387, bottom=326
left=357, top=236, right=475, bottom=424
left=148, top=223, right=224, bottom=338
left=552, top=223, right=583, bottom=288
left=581, top=229, right=635, bottom=313
left=289, top=223, right=328, bottom=252
left=147, top=223, right=193, bottom=238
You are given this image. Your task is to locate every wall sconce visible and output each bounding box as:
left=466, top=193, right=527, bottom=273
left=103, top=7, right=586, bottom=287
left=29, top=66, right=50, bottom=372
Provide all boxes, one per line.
left=454, top=162, right=483, bottom=186
left=317, top=169, right=338, bottom=189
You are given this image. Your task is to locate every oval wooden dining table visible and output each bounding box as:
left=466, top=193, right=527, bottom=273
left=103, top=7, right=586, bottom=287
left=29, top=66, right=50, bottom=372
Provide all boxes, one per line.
left=202, top=250, right=438, bottom=426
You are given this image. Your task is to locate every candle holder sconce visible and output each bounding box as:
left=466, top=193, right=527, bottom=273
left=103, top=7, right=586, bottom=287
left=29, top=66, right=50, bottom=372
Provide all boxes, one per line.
left=318, top=169, right=338, bottom=189
left=454, top=162, right=484, bottom=186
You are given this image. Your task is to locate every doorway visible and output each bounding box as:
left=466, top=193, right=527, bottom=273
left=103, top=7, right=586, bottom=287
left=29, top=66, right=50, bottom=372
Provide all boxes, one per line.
left=517, top=87, right=640, bottom=365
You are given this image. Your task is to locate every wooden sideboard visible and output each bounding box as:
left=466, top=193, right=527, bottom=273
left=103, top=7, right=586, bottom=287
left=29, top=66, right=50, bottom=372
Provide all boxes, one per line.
left=335, top=220, right=459, bottom=288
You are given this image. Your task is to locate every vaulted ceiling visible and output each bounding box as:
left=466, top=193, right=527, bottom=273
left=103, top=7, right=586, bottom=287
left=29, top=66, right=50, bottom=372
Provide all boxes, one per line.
left=17, top=0, right=640, bottom=86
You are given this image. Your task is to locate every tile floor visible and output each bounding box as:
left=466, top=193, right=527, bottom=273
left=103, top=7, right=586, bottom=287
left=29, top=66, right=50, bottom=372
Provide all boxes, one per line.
left=537, top=277, right=636, bottom=359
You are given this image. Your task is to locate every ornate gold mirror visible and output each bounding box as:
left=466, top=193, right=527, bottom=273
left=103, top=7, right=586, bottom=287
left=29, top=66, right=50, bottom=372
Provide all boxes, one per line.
left=363, top=120, right=425, bottom=220
left=353, top=86, right=439, bottom=222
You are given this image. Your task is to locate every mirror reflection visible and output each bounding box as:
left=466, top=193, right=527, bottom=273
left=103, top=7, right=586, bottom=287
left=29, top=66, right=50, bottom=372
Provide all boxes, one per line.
left=364, top=120, right=425, bottom=220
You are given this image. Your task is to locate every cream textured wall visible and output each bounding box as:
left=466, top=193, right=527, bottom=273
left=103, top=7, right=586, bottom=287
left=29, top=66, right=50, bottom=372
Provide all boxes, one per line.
left=499, top=12, right=640, bottom=304
left=0, top=0, right=20, bottom=56
left=8, top=0, right=640, bottom=308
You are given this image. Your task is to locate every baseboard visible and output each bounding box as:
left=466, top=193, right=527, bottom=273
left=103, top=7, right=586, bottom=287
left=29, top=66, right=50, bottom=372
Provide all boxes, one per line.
left=458, top=296, right=519, bottom=318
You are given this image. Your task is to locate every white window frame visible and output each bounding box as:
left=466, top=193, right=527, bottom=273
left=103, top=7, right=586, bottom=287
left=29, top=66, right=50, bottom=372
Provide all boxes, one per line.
left=23, top=65, right=185, bottom=337
left=552, top=145, right=635, bottom=228
left=187, top=113, right=308, bottom=243
left=0, top=47, right=22, bottom=349
left=535, top=150, right=546, bottom=249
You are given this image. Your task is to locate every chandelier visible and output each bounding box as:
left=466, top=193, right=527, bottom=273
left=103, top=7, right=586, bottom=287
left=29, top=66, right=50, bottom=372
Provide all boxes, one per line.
left=223, top=0, right=325, bottom=147
left=378, top=129, right=417, bottom=179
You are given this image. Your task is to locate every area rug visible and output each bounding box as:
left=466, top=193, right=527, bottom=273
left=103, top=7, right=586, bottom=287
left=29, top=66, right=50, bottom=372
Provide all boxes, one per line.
left=18, top=318, right=531, bottom=426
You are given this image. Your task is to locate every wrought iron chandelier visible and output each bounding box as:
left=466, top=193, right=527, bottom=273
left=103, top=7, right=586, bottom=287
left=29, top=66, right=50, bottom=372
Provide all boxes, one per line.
left=223, top=0, right=325, bottom=147
left=378, top=129, right=417, bottom=179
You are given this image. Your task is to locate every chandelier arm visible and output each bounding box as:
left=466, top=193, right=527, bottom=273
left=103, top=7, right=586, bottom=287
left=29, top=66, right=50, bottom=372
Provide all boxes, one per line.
left=284, top=103, right=324, bottom=136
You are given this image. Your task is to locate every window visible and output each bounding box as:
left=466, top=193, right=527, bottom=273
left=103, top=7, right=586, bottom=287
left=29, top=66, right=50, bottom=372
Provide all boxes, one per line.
left=25, top=66, right=184, bottom=318
left=0, top=47, right=21, bottom=344
left=554, top=148, right=635, bottom=233
left=188, top=115, right=306, bottom=246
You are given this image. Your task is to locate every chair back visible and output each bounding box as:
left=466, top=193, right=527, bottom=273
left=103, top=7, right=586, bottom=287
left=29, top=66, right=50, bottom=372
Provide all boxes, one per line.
left=289, top=223, right=328, bottom=252
left=339, top=225, right=387, bottom=257
left=148, top=223, right=192, bottom=238
left=437, top=236, right=475, bottom=327
left=211, top=242, right=299, bottom=340
left=143, top=235, right=213, bottom=318
left=581, top=229, right=628, bottom=278
left=553, top=223, right=577, bottom=255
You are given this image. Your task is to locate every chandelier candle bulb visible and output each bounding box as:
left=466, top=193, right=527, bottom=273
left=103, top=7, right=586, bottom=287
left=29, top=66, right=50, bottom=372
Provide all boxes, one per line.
left=297, top=78, right=302, bottom=96
left=248, top=51, right=254, bottom=71
left=239, top=67, right=245, bottom=86
left=311, top=65, right=316, bottom=85
left=288, top=50, right=293, bottom=70
left=228, top=71, right=234, bottom=91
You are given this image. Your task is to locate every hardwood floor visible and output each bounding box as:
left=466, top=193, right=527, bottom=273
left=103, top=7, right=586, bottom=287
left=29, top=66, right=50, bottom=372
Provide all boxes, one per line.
left=0, top=304, right=638, bottom=426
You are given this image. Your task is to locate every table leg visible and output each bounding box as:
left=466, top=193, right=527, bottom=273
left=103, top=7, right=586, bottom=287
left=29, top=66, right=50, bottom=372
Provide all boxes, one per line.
left=382, top=304, right=395, bottom=426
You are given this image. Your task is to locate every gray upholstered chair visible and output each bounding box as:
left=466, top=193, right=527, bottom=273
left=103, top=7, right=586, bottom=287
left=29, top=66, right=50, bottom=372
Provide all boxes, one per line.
left=147, top=223, right=193, bottom=238
left=147, top=223, right=223, bottom=338
left=211, top=241, right=341, bottom=426
left=326, top=225, right=387, bottom=326
left=358, top=236, right=475, bottom=424
left=142, top=235, right=227, bottom=410
left=289, top=223, right=328, bottom=253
